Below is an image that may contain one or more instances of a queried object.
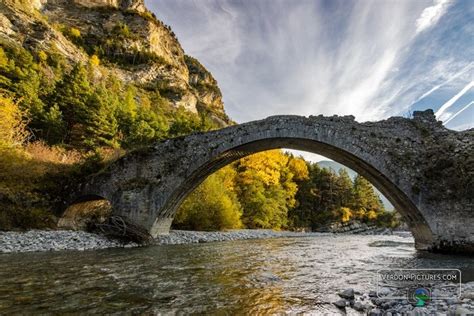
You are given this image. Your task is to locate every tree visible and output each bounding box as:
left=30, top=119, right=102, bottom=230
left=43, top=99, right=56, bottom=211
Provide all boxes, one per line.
left=174, top=166, right=242, bottom=230
left=0, top=95, right=29, bottom=148
left=168, top=106, right=202, bottom=137
left=53, top=63, right=93, bottom=145
left=352, top=175, right=385, bottom=222
left=335, top=169, right=354, bottom=207
left=234, top=150, right=304, bottom=229
left=82, top=86, right=119, bottom=149
left=53, top=64, right=121, bottom=149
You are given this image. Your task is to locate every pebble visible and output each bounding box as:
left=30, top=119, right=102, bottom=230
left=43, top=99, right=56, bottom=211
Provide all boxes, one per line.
left=0, top=230, right=137, bottom=253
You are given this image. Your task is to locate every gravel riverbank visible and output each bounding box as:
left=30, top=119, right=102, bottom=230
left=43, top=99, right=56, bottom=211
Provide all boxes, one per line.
left=0, top=230, right=139, bottom=253
left=0, top=229, right=329, bottom=253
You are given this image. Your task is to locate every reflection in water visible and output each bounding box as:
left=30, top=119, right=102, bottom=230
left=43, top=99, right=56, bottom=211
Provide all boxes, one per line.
left=0, top=234, right=473, bottom=314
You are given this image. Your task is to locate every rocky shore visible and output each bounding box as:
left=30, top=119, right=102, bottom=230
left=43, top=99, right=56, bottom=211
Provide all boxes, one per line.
left=0, top=229, right=328, bottom=253
left=154, top=229, right=326, bottom=245
left=0, top=230, right=140, bottom=253
left=333, top=283, right=474, bottom=315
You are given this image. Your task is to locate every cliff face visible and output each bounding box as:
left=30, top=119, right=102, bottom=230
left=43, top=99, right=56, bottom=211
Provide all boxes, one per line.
left=0, top=0, right=229, bottom=123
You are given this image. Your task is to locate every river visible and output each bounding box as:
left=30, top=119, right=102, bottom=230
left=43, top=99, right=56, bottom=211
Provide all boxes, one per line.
left=0, top=233, right=473, bottom=314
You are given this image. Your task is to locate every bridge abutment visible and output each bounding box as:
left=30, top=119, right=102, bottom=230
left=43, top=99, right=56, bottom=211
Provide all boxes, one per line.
left=150, top=217, right=173, bottom=236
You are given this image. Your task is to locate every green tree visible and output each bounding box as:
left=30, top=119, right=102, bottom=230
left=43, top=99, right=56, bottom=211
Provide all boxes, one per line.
left=335, top=169, right=354, bottom=207
left=352, top=175, right=385, bottom=222
left=82, top=86, right=119, bottom=149
left=53, top=64, right=119, bottom=149
left=53, top=63, right=93, bottom=145
left=168, top=106, right=202, bottom=137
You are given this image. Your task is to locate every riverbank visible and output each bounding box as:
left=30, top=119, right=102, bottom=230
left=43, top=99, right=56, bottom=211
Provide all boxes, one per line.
left=0, top=230, right=139, bottom=253
left=0, top=229, right=337, bottom=253
left=1, top=224, right=403, bottom=254
left=334, top=282, right=474, bottom=315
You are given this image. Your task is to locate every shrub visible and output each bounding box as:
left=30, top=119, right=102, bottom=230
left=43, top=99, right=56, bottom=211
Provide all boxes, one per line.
left=69, top=27, right=81, bottom=38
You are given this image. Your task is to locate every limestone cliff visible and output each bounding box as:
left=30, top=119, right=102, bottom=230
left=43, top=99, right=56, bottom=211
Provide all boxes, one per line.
left=0, top=0, right=229, bottom=123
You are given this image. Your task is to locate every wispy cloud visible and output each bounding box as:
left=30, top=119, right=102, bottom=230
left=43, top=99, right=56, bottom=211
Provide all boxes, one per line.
left=435, top=81, right=474, bottom=118
left=148, top=0, right=473, bottom=129
left=416, top=0, right=452, bottom=33
left=411, top=62, right=473, bottom=105
left=444, top=101, right=474, bottom=124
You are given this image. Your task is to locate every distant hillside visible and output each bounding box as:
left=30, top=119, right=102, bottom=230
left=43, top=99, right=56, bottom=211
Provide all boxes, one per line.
left=316, top=160, right=394, bottom=210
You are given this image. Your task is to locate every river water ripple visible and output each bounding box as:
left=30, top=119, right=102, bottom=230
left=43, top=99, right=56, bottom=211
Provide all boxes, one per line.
left=0, top=233, right=472, bottom=314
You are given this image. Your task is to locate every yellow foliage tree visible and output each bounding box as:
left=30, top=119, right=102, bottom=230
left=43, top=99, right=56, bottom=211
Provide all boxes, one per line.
left=0, top=95, right=29, bottom=148
left=238, top=150, right=289, bottom=186
left=366, top=210, right=378, bottom=220
left=339, top=207, right=353, bottom=223
left=37, top=50, right=48, bottom=63
left=174, top=166, right=243, bottom=231
left=288, top=156, right=309, bottom=181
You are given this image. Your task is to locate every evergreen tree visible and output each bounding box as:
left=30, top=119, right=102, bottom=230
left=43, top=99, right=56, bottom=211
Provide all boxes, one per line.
left=53, top=64, right=93, bottom=146
left=352, top=175, right=385, bottom=221
left=335, top=169, right=354, bottom=207
left=82, top=86, right=119, bottom=149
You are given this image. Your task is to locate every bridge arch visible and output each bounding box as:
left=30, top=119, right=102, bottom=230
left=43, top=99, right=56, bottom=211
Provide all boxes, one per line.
left=73, top=111, right=474, bottom=253
left=160, top=136, right=432, bottom=247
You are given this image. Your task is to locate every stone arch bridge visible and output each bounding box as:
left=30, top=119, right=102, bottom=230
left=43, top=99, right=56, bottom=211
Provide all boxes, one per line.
left=71, top=110, right=473, bottom=253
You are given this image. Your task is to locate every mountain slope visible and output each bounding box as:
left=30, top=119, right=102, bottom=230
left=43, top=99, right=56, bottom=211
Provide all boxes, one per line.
left=0, top=0, right=230, bottom=124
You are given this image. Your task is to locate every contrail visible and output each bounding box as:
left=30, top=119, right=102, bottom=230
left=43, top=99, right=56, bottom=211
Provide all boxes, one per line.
left=444, top=101, right=474, bottom=125
left=435, top=81, right=474, bottom=118
left=413, top=63, right=473, bottom=104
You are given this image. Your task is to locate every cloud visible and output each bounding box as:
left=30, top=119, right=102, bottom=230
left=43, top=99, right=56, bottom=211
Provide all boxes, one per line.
left=444, top=101, right=474, bottom=124
left=410, top=62, right=473, bottom=104
left=416, top=0, right=452, bottom=33
left=449, top=121, right=474, bottom=131
left=148, top=0, right=472, bottom=129
left=435, top=81, right=474, bottom=118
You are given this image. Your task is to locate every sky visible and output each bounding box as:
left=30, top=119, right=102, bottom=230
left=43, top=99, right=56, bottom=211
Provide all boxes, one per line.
left=147, top=0, right=473, bottom=160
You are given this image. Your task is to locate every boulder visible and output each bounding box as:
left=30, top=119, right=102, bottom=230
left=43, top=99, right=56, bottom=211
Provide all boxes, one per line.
left=334, top=299, right=347, bottom=309
left=339, top=288, right=355, bottom=300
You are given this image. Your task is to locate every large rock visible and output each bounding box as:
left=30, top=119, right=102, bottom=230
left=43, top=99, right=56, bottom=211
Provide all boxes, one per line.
left=73, top=0, right=146, bottom=13
left=339, top=288, right=355, bottom=300
left=333, top=299, right=347, bottom=309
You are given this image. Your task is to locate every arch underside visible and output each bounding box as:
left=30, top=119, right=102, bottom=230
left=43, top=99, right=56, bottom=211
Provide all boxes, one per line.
left=157, top=137, right=434, bottom=249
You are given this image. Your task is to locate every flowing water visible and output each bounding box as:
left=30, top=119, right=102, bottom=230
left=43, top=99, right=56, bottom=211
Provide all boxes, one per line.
left=0, top=233, right=473, bottom=314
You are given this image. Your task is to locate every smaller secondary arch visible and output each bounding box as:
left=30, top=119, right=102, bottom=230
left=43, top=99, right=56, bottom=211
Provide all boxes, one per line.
left=59, top=195, right=112, bottom=231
